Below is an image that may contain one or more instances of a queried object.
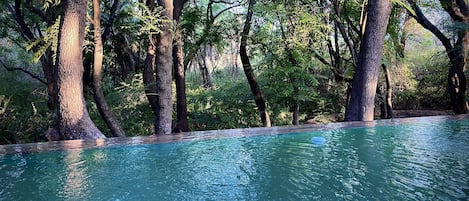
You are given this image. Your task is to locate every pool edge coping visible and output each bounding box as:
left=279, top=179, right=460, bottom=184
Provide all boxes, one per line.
left=1, top=114, right=468, bottom=155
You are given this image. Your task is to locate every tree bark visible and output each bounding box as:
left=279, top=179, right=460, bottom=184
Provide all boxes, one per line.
left=143, top=36, right=159, bottom=122
left=173, top=0, right=189, bottom=132
left=55, top=0, right=105, bottom=140
left=154, top=0, right=174, bottom=134
left=240, top=0, right=271, bottom=127
left=92, top=0, right=126, bottom=137
left=345, top=0, right=392, bottom=121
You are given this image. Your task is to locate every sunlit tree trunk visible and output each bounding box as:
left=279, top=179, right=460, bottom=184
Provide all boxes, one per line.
left=154, top=0, right=174, bottom=134
left=173, top=0, right=189, bottom=132
left=91, top=0, right=126, bottom=137
left=345, top=0, right=392, bottom=121
left=240, top=0, right=271, bottom=127
left=55, top=0, right=105, bottom=139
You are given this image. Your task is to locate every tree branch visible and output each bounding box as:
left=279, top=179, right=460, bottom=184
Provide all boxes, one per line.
left=0, top=59, right=47, bottom=85
left=407, top=0, right=453, bottom=51
left=102, top=0, right=119, bottom=41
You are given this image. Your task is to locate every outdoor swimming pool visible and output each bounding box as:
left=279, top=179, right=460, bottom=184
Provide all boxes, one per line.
left=1, top=115, right=468, bottom=200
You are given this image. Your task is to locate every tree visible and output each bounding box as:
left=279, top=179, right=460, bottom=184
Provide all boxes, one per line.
left=182, top=0, right=241, bottom=69
left=3, top=0, right=59, bottom=109
left=55, top=0, right=105, bottom=139
left=142, top=1, right=174, bottom=135
left=173, top=0, right=189, bottom=132
left=345, top=0, right=393, bottom=121
left=407, top=0, right=469, bottom=114
left=240, top=0, right=271, bottom=127
left=91, top=0, right=126, bottom=137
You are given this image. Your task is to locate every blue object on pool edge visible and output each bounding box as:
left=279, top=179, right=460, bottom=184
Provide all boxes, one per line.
left=311, top=137, right=326, bottom=145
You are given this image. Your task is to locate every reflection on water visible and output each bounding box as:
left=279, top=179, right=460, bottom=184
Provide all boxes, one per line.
left=0, top=119, right=469, bottom=200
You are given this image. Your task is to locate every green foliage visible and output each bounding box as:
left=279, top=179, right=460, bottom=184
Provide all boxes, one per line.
left=0, top=0, right=460, bottom=144
left=0, top=70, right=51, bottom=144
left=187, top=71, right=263, bottom=130
left=248, top=0, right=333, bottom=124
left=88, top=74, right=155, bottom=137
left=42, top=0, right=60, bottom=11
left=182, top=0, right=243, bottom=55
left=394, top=51, right=451, bottom=110
left=26, top=17, right=60, bottom=64
left=130, top=3, right=170, bottom=36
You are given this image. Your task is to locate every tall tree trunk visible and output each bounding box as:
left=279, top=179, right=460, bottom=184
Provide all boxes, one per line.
left=441, top=0, right=469, bottom=114
left=382, top=64, right=393, bottom=118
left=447, top=32, right=469, bottom=113
left=448, top=56, right=469, bottom=114
left=143, top=36, right=159, bottom=123
left=154, top=0, right=174, bottom=134
left=240, top=0, right=271, bottom=127
left=55, top=0, right=105, bottom=140
left=92, top=0, right=126, bottom=137
left=173, top=0, right=189, bottom=132
left=345, top=0, right=392, bottom=121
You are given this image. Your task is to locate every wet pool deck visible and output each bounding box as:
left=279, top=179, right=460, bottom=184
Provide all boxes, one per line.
left=1, top=114, right=468, bottom=155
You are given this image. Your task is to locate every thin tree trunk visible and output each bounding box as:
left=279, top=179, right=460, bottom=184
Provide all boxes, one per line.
left=382, top=64, right=393, bottom=118
left=377, top=84, right=386, bottom=119
left=173, top=0, right=189, bottom=132
left=345, top=0, right=392, bottom=121
left=240, top=0, right=271, bottom=127
left=154, top=0, right=174, bottom=135
left=291, top=104, right=299, bottom=125
left=55, top=0, right=105, bottom=140
left=92, top=0, right=126, bottom=137
left=199, top=47, right=212, bottom=88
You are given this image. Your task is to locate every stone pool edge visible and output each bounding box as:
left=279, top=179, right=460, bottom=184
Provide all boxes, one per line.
left=1, top=114, right=468, bottom=155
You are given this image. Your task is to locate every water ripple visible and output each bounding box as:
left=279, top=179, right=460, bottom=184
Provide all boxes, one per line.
left=1, top=119, right=469, bottom=200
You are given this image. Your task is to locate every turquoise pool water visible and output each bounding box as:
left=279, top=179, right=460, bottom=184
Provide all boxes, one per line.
left=1, top=116, right=469, bottom=200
